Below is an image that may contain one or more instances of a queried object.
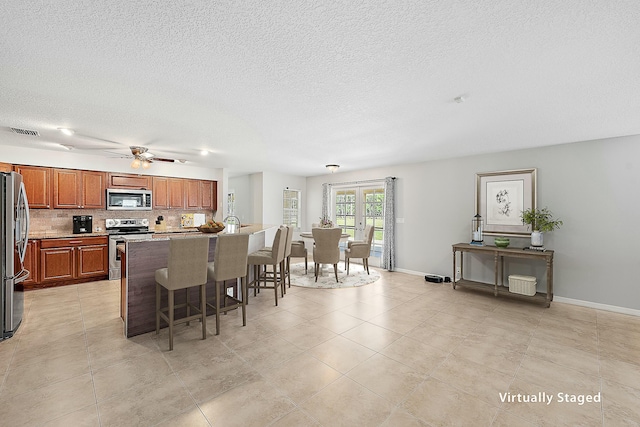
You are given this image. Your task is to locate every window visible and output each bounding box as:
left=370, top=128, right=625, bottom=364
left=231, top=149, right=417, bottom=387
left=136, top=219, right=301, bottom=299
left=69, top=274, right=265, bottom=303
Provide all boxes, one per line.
left=283, top=189, right=301, bottom=229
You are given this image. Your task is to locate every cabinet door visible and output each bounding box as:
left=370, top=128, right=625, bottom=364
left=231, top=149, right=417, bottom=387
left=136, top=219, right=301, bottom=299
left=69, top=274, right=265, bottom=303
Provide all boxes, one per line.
left=201, top=180, right=216, bottom=210
left=107, top=173, right=152, bottom=189
left=82, top=171, right=105, bottom=209
left=168, top=178, right=184, bottom=209
left=14, top=165, right=51, bottom=209
left=153, top=177, right=169, bottom=209
left=77, top=245, right=108, bottom=278
left=40, top=247, right=75, bottom=282
left=53, top=169, right=82, bottom=208
left=186, top=179, right=201, bottom=209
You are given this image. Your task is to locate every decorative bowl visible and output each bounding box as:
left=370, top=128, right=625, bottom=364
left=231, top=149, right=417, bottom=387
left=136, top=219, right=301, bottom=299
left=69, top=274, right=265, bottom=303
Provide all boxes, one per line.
left=197, top=225, right=225, bottom=234
left=494, top=237, right=510, bottom=248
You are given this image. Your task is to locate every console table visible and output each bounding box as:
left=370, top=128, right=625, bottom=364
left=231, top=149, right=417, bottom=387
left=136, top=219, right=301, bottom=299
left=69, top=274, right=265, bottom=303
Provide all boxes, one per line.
left=452, top=243, right=554, bottom=307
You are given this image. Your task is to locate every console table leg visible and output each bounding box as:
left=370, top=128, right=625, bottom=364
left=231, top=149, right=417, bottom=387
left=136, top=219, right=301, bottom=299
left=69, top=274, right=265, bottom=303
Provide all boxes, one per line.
left=452, top=249, right=457, bottom=289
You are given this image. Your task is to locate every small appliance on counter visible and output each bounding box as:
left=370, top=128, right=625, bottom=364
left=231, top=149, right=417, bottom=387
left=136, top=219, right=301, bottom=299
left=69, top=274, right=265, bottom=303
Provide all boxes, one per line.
left=155, top=215, right=167, bottom=231
left=73, top=215, right=93, bottom=234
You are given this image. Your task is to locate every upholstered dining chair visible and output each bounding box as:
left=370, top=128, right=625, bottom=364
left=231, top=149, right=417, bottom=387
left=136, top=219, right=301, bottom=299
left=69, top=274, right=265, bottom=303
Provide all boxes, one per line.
left=206, top=233, right=250, bottom=335
left=311, top=227, right=342, bottom=283
left=247, top=226, right=286, bottom=305
left=345, top=224, right=374, bottom=275
left=289, top=239, right=308, bottom=275
left=155, top=237, right=210, bottom=351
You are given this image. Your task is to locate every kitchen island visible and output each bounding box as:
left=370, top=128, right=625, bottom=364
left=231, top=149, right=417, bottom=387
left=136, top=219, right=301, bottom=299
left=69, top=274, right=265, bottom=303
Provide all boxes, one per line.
left=119, top=224, right=275, bottom=337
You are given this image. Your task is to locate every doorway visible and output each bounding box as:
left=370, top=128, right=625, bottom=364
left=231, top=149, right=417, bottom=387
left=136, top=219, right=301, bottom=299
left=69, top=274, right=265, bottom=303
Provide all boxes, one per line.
left=333, top=184, right=384, bottom=266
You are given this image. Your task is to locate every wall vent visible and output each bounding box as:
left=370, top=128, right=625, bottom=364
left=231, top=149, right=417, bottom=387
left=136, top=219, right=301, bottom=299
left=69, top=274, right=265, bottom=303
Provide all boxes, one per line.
left=9, top=127, right=40, bottom=137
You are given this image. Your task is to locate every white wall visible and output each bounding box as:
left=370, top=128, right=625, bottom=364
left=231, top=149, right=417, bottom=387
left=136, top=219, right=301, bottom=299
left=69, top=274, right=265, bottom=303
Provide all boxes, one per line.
left=306, top=135, right=640, bottom=311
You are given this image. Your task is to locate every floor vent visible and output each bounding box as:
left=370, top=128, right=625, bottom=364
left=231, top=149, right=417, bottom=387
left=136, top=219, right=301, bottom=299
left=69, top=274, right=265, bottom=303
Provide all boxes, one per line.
left=9, top=127, right=40, bottom=137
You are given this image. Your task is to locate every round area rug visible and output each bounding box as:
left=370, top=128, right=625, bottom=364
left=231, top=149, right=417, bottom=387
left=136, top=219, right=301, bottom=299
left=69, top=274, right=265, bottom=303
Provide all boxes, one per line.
left=289, top=262, right=380, bottom=289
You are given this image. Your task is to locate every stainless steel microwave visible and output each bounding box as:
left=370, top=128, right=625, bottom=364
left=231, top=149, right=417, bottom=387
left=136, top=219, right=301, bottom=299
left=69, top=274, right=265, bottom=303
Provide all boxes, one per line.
left=106, top=188, right=152, bottom=210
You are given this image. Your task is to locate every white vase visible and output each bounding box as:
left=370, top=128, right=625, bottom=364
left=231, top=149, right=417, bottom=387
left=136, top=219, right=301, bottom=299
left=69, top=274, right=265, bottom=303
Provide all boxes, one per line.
left=531, top=230, right=543, bottom=247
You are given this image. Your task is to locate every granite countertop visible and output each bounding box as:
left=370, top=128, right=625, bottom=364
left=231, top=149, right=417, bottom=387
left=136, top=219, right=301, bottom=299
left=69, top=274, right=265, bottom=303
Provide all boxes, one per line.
left=126, top=224, right=277, bottom=242
left=30, top=231, right=110, bottom=239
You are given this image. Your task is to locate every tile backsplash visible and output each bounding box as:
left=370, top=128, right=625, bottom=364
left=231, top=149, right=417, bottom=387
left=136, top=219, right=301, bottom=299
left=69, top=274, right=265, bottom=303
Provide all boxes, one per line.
left=30, top=209, right=215, bottom=234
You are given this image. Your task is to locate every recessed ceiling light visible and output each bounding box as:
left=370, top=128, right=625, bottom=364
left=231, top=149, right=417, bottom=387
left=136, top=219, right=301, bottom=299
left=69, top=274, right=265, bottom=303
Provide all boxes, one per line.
left=58, top=128, right=75, bottom=136
left=200, top=150, right=209, bottom=156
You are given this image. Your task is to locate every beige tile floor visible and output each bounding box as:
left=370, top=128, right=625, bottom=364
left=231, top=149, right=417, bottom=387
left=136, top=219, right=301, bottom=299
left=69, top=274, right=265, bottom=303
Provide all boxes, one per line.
left=1, top=268, right=639, bottom=426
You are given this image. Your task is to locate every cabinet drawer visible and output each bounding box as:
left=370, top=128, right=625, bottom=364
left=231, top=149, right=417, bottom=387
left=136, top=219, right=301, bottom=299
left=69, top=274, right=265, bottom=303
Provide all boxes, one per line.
left=41, top=236, right=108, bottom=249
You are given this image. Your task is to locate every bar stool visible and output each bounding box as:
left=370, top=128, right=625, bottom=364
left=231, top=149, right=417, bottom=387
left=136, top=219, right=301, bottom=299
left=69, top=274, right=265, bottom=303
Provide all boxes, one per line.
left=206, top=233, right=250, bottom=335
left=247, top=227, right=286, bottom=306
left=155, top=237, right=210, bottom=351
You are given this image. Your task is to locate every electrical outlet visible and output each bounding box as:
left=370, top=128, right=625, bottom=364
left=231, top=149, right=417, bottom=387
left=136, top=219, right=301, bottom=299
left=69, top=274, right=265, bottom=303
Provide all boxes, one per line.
left=456, top=267, right=461, bottom=280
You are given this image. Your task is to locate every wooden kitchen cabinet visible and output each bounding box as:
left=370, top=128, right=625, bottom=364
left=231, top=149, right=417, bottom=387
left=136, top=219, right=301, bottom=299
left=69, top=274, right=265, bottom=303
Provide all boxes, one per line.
left=14, top=165, right=52, bottom=209
left=53, top=169, right=105, bottom=209
left=40, top=236, right=108, bottom=284
left=186, top=179, right=201, bottom=209
left=153, top=177, right=184, bottom=209
left=201, top=180, right=217, bottom=210
left=185, top=179, right=217, bottom=210
left=14, top=239, right=39, bottom=288
left=107, top=173, right=152, bottom=190
left=0, top=162, right=12, bottom=172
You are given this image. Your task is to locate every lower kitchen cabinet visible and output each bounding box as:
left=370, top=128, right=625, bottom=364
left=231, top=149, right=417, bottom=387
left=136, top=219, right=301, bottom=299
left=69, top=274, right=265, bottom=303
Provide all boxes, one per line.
left=39, top=236, right=108, bottom=286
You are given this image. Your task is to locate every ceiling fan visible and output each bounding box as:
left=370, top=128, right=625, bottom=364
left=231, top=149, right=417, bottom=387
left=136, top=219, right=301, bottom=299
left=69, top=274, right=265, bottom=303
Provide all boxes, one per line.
left=129, top=146, right=184, bottom=169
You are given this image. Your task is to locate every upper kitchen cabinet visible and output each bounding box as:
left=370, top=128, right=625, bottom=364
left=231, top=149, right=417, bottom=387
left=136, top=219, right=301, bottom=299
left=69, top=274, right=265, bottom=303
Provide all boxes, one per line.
left=0, top=162, right=12, bottom=172
left=14, top=165, right=52, bottom=209
left=200, top=180, right=217, bottom=210
left=107, top=173, right=152, bottom=190
left=53, top=169, right=105, bottom=209
left=153, top=177, right=184, bottom=209
left=185, top=179, right=217, bottom=210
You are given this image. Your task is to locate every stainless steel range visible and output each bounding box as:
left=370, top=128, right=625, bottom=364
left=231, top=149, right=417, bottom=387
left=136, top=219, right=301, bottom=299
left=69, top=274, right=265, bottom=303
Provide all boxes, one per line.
left=106, top=218, right=153, bottom=280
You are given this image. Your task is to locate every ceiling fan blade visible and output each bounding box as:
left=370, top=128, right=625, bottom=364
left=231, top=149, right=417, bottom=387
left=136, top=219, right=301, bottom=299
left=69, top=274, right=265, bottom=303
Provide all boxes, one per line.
left=152, top=157, right=176, bottom=163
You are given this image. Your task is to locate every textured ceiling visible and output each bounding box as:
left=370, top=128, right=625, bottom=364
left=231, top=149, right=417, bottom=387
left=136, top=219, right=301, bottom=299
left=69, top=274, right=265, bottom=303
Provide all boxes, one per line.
left=1, top=1, right=639, bottom=176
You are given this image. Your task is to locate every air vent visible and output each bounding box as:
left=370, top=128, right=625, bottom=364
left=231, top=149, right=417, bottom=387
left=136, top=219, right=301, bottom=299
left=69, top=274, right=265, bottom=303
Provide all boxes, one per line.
left=10, top=127, right=40, bottom=137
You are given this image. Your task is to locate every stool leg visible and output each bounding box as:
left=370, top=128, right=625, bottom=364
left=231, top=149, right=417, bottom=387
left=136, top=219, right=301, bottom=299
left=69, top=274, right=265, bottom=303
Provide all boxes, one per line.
left=155, top=283, right=161, bottom=334
left=200, top=284, right=207, bottom=340
left=241, top=275, right=247, bottom=326
left=273, top=263, right=278, bottom=306
left=186, top=288, right=191, bottom=326
left=215, top=281, right=221, bottom=335
left=168, top=289, right=174, bottom=351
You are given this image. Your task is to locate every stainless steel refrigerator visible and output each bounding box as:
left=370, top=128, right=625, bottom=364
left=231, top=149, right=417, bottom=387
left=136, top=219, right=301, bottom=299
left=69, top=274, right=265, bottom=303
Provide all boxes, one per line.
left=1, top=171, right=30, bottom=341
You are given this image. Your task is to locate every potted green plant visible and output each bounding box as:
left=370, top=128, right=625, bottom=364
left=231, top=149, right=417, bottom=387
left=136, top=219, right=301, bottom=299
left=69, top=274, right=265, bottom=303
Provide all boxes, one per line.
left=520, top=207, right=563, bottom=247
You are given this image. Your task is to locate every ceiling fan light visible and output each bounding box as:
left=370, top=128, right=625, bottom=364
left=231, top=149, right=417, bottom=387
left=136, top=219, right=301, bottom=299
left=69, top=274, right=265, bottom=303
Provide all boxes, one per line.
left=142, top=159, right=151, bottom=169
left=131, top=158, right=141, bottom=169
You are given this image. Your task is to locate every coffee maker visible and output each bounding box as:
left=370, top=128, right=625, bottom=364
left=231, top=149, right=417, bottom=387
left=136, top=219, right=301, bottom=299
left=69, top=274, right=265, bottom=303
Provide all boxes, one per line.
left=73, top=215, right=93, bottom=234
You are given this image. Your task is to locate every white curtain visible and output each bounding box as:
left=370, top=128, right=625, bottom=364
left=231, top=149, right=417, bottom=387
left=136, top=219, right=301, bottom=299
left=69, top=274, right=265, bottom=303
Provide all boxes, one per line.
left=321, top=183, right=331, bottom=220
left=382, top=177, right=396, bottom=271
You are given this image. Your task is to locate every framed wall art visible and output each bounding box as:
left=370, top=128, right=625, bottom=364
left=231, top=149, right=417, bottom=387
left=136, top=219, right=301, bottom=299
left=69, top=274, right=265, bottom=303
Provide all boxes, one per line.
left=476, top=168, right=537, bottom=236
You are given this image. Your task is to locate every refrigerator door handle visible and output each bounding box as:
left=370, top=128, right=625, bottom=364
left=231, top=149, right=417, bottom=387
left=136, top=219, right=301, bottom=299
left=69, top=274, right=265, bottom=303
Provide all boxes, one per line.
left=16, top=181, right=30, bottom=264
left=12, top=269, right=30, bottom=284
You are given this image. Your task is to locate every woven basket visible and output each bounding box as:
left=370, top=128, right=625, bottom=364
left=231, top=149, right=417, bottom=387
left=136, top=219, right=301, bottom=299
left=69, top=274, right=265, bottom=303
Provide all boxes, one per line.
left=197, top=225, right=225, bottom=233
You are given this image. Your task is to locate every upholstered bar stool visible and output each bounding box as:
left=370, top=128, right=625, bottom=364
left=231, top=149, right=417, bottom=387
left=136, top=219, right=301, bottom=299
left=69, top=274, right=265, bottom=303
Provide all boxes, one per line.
left=206, top=233, right=250, bottom=335
left=155, top=237, right=210, bottom=351
left=247, top=227, right=285, bottom=306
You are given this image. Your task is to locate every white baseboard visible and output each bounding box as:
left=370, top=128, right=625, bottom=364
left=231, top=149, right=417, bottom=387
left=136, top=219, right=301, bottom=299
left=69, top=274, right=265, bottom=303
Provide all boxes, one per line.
left=553, top=296, right=640, bottom=317
left=391, top=269, right=639, bottom=317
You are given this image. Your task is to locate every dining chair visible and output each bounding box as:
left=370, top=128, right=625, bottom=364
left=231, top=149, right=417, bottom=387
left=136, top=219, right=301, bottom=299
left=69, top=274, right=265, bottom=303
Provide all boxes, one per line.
left=345, top=224, right=375, bottom=275
left=290, top=239, right=308, bottom=275
left=206, top=233, right=250, bottom=335
left=311, top=227, right=342, bottom=283
left=247, top=226, right=286, bottom=305
left=155, top=237, right=210, bottom=351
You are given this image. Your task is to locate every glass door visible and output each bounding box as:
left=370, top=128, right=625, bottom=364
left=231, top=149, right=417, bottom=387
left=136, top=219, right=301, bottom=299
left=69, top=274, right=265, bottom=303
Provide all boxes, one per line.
left=333, top=184, right=384, bottom=266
